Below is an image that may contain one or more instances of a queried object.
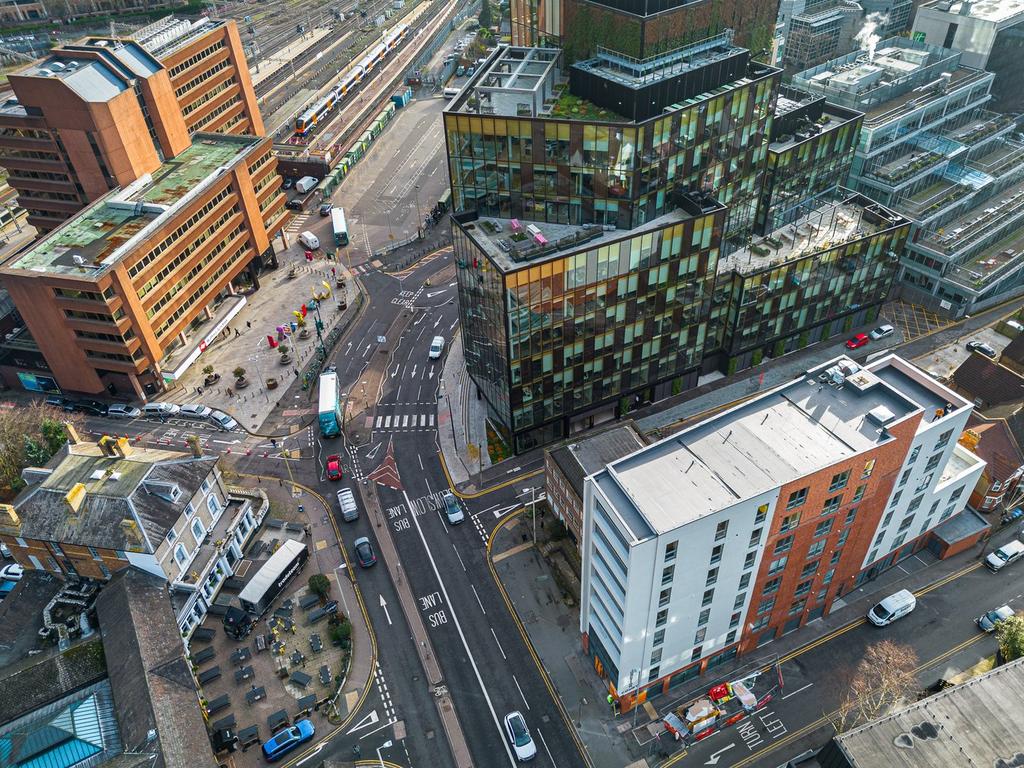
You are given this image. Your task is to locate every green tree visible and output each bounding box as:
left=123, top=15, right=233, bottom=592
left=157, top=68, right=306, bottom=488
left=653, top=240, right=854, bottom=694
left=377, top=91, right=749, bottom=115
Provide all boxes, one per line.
left=330, top=617, right=352, bottom=647
left=996, top=615, right=1024, bottom=663
left=479, top=0, right=492, bottom=29
left=308, top=573, right=331, bottom=600
left=0, top=404, right=82, bottom=493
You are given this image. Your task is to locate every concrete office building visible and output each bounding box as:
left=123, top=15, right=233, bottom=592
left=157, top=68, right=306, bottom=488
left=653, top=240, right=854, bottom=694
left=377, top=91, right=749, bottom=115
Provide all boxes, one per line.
left=912, top=0, right=1024, bottom=113
left=580, top=354, right=985, bottom=708
left=793, top=38, right=1024, bottom=313
left=0, top=133, right=284, bottom=398
left=0, top=16, right=263, bottom=231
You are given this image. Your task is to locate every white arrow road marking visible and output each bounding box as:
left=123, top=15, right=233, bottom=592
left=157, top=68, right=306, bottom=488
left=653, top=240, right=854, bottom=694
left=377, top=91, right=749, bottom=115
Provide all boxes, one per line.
left=433, top=316, right=442, bottom=328
left=506, top=466, right=522, bottom=474
left=297, top=742, right=327, bottom=764
left=449, top=319, right=459, bottom=331
left=705, top=744, right=736, bottom=765
left=426, top=289, right=447, bottom=298
left=492, top=504, right=522, bottom=518
left=346, top=708, right=380, bottom=735
left=429, top=370, right=435, bottom=379
left=379, top=595, right=392, bottom=625
left=410, top=365, right=417, bottom=379
left=366, top=442, right=381, bottom=460
left=448, top=281, right=457, bottom=287
left=211, top=439, right=241, bottom=445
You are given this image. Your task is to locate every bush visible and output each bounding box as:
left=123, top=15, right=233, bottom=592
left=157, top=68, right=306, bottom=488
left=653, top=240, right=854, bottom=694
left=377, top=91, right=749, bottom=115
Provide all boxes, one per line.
left=751, top=350, right=763, bottom=366
left=308, top=574, right=331, bottom=600
left=330, top=618, right=352, bottom=647
left=233, top=366, right=246, bottom=380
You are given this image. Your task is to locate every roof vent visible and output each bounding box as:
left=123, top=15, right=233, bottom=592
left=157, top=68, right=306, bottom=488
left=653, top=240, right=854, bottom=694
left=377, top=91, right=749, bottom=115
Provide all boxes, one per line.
left=867, top=405, right=896, bottom=426
left=72, top=255, right=86, bottom=267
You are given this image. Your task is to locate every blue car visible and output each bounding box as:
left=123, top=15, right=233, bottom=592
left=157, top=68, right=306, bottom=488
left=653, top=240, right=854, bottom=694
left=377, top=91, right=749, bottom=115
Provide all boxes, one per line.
left=261, top=718, right=315, bottom=762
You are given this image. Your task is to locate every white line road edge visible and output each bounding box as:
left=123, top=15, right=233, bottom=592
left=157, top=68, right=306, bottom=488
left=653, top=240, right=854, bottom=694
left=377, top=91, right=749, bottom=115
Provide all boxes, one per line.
left=512, top=674, right=530, bottom=710
left=401, top=488, right=518, bottom=766
left=537, top=728, right=556, bottom=766
left=781, top=682, right=814, bottom=700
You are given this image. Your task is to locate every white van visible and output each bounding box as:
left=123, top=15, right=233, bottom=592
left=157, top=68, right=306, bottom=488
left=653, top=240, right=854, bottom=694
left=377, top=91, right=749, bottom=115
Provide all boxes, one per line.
left=294, top=176, right=319, bottom=194
left=867, top=589, right=916, bottom=626
left=299, top=231, right=320, bottom=250
left=442, top=87, right=460, bottom=99
left=429, top=335, right=445, bottom=359
left=985, top=539, right=1024, bottom=572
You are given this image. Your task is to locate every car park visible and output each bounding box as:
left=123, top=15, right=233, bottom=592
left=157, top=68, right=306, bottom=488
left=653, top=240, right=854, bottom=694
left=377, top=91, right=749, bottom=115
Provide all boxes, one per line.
left=0, top=563, right=24, bottom=582
left=353, top=537, right=376, bottom=567
left=326, top=455, right=342, bottom=481
left=143, top=402, right=180, bottom=417
left=869, top=324, right=895, bottom=340
left=845, top=333, right=869, bottom=350
left=429, top=335, right=445, bottom=359
left=441, top=490, right=464, bottom=524
left=261, top=718, right=314, bottom=762
left=503, top=711, right=537, bottom=761
left=106, top=404, right=141, bottom=419
left=208, top=410, right=238, bottom=431
left=179, top=403, right=212, bottom=419
left=967, top=340, right=997, bottom=359
left=977, top=605, right=1015, bottom=632
left=337, top=488, right=358, bottom=522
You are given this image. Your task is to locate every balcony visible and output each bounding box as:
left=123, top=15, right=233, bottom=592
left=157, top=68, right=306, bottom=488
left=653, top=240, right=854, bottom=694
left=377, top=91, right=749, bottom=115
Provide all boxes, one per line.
left=864, top=150, right=947, bottom=188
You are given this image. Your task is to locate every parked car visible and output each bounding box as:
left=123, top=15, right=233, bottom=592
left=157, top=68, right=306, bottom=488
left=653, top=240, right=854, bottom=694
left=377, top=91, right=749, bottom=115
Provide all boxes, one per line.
left=353, top=536, right=376, bottom=568
left=867, top=589, right=916, bottom=627
left=429, top=335, right=445, bottom=359
left=44, top=395, right=73, bottom=411
left=337, top=488, right=358, bottom=522
left=285, top=199, right=304, bottom=212
left=261, top=718, right=314, bottom=762
left=442, top=490, right=464, bottom=525
left=977, top=605, right=1015, bottom=632
left=319, top=203, right=333, bottom=216
left=845, top=333, right=869, bottom=350
left=985, top=539, right=1024, bottom=572
left=869, top=324, right=895, bottom=340
left=326, top=455, right=342, bottom=481
left=967, top=340, right=997, bottom=359
left=208, top=410, right=238, bottom=431
left=0, top=542, right=10, bottom=559
left=143, top=402, right=180, bottom=417
left=106, top=404, right=141, bottom=419
left=179, top=403, right=212, bottom=420
left=0, top=563, right=24, bottom=582
left=503, top=711, right=537, bottom=762
left=281, top=177, right=295, bottom=190
left=68, top=399, right=107, bottom=416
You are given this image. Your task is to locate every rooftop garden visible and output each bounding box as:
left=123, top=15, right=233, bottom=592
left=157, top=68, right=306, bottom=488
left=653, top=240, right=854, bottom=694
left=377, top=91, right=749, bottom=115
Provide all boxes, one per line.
left=550, top=89, right=625, bottom=122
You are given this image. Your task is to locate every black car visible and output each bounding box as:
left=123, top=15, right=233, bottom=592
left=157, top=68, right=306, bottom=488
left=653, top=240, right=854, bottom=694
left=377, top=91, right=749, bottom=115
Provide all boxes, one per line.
left=353, top=537, right=376, bottom=568
left=319, top=203, right=332, bottom=216
left=44, top=394, right=74, bottom=411
left=71, top=399, right=108, bottom=416
left=281, top=177, right=295, bottom=190
left=285, top=199, right=304, bottom=212
left=966, top=340, right=997, bottom=359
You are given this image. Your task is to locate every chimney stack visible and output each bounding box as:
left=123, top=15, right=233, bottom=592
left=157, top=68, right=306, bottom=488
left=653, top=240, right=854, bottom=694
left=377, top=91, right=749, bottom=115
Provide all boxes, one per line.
left=64, top=422, right=81, bottom=445
left=65, top=482, right=87, bottom=517
left=98, top=435, right=118, bottom=457
left=110, top=436, right=133, bottom=459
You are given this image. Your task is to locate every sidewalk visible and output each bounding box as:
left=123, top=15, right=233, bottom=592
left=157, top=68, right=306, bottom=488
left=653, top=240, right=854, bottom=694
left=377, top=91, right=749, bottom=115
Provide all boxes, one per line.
left=437, top=329, right=492, bottom=489
left=490, top=510, right=1017, bottom=768
left=161, top=249, right=358, bottom=435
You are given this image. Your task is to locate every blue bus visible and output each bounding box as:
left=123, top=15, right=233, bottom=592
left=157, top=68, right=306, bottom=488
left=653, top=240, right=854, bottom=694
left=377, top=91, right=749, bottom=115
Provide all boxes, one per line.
left=318, top=371, right=342, bottom=437
left=331, top=207, right=349, bottom=247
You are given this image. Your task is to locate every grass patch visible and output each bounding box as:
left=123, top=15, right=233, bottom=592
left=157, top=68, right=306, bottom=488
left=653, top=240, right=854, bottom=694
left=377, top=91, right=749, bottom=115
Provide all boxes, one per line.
left=550, top=92, right=625, bottom=122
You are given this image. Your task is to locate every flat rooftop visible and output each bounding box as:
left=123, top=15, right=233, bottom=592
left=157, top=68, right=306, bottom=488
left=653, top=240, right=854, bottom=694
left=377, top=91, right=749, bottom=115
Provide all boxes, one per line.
left=459, top=194, right=723, bottom=273
left=593, top=355, right=969, bottom=539
left=5, top=133, right=260, bottom=276
left=769, top=105, right=855, bottom=153
left=718, top=195, right=905, bottom=276
left=133, top=16, right=227, bottom=58
left=919, top=0, right=1024, bottom=24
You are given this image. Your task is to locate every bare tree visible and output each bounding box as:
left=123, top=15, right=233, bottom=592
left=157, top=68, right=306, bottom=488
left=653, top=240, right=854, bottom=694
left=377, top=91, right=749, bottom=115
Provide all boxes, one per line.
left=830, top=640, right=918, bottom=732
left=0, top=403, right=83, bottom=496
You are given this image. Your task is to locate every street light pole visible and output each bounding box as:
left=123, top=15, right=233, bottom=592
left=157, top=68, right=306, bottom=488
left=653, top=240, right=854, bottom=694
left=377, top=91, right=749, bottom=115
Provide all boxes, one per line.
left=414, top=184, right=423, bottom=240
left=376, top=739, right=393, bottom=768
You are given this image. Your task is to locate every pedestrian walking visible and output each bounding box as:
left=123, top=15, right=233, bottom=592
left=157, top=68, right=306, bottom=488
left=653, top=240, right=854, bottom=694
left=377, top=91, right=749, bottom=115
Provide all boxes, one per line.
left=234, top=328, right=240, bottom=338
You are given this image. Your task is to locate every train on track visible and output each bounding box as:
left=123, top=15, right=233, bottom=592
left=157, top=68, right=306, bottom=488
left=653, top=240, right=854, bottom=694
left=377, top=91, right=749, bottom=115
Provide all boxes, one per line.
left=293, top=23, right=410, bottom=137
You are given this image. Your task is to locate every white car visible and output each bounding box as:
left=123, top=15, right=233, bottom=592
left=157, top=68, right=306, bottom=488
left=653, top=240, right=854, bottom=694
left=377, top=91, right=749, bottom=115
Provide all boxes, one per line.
left=208, top=410, right=239, bottom=431
left=0, top=563, right=24, bottom=582
left=429, top=336, right=445, bottom=360
left=179, top=403, right=213, bottom=419
left=106, top=404, right=141, bottom=419
left=977, top=605, right=1014, bottom=632
left=441, top=490, right=464, bottom=525
left=503, top=711, right=536, bottom=762
left=143, top=402, right=180, bottom=417
left=869, top=324, right=895, bottom=340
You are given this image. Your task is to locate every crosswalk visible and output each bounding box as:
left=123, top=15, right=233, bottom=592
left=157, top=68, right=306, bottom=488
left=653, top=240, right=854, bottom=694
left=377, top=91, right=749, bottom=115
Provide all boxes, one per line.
left=373, top=411, right=435, bottom=432
left=350, top=263, right=376, bottom=275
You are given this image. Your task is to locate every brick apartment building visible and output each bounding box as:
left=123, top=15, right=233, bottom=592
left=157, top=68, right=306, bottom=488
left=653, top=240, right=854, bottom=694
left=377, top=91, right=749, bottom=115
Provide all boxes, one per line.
left=580, top=354, right=987, bottom=710
left=0, top=16, right=262, bottom=231
left=0, top=132, right=284, bottom=398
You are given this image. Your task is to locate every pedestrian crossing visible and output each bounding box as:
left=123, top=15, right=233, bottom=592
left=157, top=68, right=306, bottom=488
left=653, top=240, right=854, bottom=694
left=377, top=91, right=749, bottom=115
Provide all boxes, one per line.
left=350, top=263, right=376, bottom=275
left=373, top=411, right=436, bottom=432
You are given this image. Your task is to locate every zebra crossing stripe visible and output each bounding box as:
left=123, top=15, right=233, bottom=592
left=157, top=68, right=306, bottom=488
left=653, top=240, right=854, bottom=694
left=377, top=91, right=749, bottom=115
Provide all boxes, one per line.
left=375, top=416, right=382, bottom=428
left=384, top=416, right=391, bottom=428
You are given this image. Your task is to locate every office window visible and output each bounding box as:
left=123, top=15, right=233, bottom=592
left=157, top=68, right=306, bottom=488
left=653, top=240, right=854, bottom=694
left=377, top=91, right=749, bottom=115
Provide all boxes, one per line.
left=710, top=545, right=723, bottom=565
left=862, top=459, right=875, bottom=478
left=801, top=560, right=819, bottom=578
left=794, top=579, right=812, bottom=597
left=908, top=495, right=923, bottom=513
left=751, top=615, right=770, bottom=632
left=874, top=531, right=885, bottom=546
left=823, top=568, right=834, bottom=584
left=738, top=573, right=751, bottom=590
left=915, top=474, right=934, bottom=493
left=727, top=630, right=737, bottom=644
left=775, top=535, right=794, bottom=554
left=656, top=609, right=668, bottom=627
left=734, top=592, right=747, bottom=609
left=925, top=453, right=942, bottom=472
left=730, top=612, right=741, bottom=628
left=662, top=565, right=675, bottom=585
left=789, top=599, right=806, bottom=616
left=830, top=550, right=842, bottom=565
left=659, top=588, right=672, bottom=607
left=749, top=528, right=762, bottom=547
left=836, top=528, right=849, bottom=547
left=828, top=471, right=850, bottom=492
left=692, top=647, right=703, bottom=662
left=891, top=533, right=907, bottom=549
left=757, top=597, right=775, bottom=615
left=653, top=629, right=665, bottom=646
left=890, top=491, right=903, bottom=508
left=935, top=429, right=953, bottom=449
left=867, top=548, right=878, bottom=564
left=665, top=541, right=678, bottom=561
left=821, top=495, right=842, bottom=516
left=950, top=486, right=965, bottom=502
left=814, top=519, right=833, bottom=538
left=787, top=488, right=808, bottom=510
left=763, top=576, right=781, bottom=595
left=706, top=568, right=719, bottom=587
left=919, top=517, right=934, bottom=535
left=702, top=589, right=715, bottom=607
left=650, top=649, right=663, bottom=666
left=715, top=521, right=729, bottom=541
left=852, top=484, right=866, bottom=503
left=882, top=510, right=895, bottom=527
left=899, top=469, right=912, bottom=486
left=845, top=507, right=858, bottom=526
left=908, top=445, right=921, bottom=464
left=898, top=514, right=914, bottom=532
left=807, top=539, right=826, bottom=558
left=768, top=556, right=788, bottom=575
left=780, top=512, right=801, bottom=532
left=648, top=666, right=660, bottom=682
left=744, top=550, right=756, bottom=569
left=940, top=504, right=955, bottom=521
left=755, top=504, right=768, bottom=524
left=87, top=546, right=100, bottom=559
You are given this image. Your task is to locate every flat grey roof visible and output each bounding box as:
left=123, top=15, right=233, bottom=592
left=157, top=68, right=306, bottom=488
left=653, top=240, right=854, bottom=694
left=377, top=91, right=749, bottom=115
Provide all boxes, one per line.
left=593, top=355, right=970, bottom=537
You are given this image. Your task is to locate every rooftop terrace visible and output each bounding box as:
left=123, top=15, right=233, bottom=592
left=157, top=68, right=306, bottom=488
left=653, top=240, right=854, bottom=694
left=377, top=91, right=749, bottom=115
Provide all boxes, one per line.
left=718, top=194, right=905, bottom=275
left=919, top=176, right=1024, bottom=258
left=592, top=355, right=969, bottom=539
left=5, top=133, right=261, bottom=277
left=919, top=0, right=1024, bottom=25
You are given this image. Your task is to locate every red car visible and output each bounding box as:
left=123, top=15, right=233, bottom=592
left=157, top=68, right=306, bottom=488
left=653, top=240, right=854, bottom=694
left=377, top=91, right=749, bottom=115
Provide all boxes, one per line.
left=326, top=455, right=342, bottom=481
left=845, top=333, right=869, bottom=350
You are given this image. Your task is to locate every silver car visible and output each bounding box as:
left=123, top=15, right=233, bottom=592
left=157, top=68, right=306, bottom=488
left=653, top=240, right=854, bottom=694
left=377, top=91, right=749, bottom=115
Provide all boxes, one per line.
left=208, top=410, right=238, bottom=431
left=180, top=403, right=213, bottom=419
left=106, top=404, right=141, bottom=419
left=977, top=605, right=1014, bottom=632
left=441, top=490, right=464, bottom=525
